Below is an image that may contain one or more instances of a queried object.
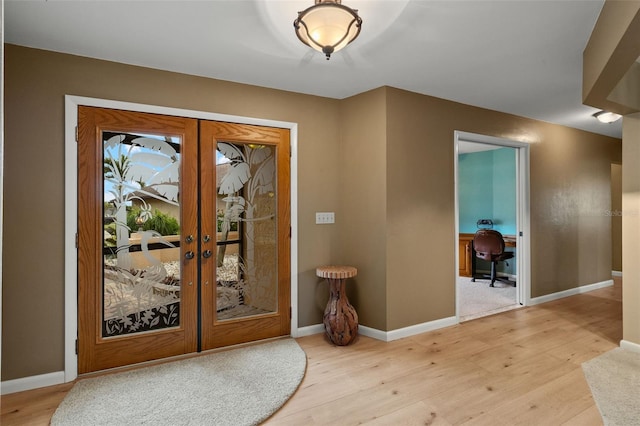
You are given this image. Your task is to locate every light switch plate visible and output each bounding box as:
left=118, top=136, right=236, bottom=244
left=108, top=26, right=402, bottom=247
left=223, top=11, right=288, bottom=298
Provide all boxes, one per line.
left=316, top=212, right=335, bottom=224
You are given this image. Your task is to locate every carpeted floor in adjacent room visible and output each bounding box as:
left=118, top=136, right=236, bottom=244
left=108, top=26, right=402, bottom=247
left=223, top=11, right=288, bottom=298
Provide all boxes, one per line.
left=457, top=275, right=518, bottom=321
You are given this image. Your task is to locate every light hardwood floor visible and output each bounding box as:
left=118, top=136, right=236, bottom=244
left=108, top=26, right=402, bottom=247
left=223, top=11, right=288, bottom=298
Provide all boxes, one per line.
left=2, top=278, right=621, bottom=425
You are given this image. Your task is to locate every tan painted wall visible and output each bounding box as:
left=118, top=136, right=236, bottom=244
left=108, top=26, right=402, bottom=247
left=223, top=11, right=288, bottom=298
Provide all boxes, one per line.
left=611, top=163, right=623, bottom=272
left=582, top=0, right=640, bottom=349
left=337, top=88, right=388, bottom=330
left=622, top=114, right=640, bottom=345
left=2, top=44, right=622, bottom=379
left=383, top=87, right=619, bottom=328
left=583, top=0, right=640, bottom=114
left=532, top=126, right=618, bottom=296
left=2, top=44, right=341, bottom=380
left=385, top=88, right=458, bottom=329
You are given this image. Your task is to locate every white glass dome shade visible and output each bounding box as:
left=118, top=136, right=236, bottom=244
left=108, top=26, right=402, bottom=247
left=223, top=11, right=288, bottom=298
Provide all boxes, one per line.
left=294, top=0, right=362, bottom=59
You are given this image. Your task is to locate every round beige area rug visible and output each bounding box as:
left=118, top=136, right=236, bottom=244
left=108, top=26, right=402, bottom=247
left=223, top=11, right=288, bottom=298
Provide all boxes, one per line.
left=51, top=338, right=306, bottom=426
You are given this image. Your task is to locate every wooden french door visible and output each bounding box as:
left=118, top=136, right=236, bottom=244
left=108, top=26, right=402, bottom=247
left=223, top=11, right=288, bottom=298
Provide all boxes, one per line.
left=77, top=107, right=290, bottom=374
left=199, top=121, right=291, bottom=350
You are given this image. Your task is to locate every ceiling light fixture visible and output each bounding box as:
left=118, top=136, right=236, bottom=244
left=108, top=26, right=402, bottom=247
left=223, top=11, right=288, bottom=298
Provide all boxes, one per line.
left=593, top=110, right=622, bottom=124
left=294, top=0, right=362, bottom=60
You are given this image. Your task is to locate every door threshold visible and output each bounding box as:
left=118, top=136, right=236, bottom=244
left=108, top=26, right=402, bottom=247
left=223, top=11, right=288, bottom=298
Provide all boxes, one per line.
left=460, top=303, right=522, bottom=322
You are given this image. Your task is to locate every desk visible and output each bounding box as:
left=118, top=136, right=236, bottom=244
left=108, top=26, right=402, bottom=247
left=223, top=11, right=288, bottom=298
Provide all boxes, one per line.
left=316, top=265, right=358, bottom=346
left=459, top=233, right=516, bottom=278
left=504, top=236, right=517, bottom=247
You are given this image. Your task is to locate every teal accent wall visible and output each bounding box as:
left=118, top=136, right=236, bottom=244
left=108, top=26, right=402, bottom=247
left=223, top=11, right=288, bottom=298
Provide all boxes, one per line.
left=459, top=150, right=495, bottom=233
left=492, top=148, right=517, bottom=235
left=459, top=147, right=517, bottom=275
left=459, top=147, right=516, bottom=234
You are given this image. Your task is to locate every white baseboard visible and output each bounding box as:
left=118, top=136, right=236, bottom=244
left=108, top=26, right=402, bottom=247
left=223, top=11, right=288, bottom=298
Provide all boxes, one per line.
left=620, top=340, right=640, bottom=354
left=612, top=270, right=622, bottom=277
left=297, top=316, right=458, bottom=343
left=359, top=325, right=389, bottom=341
left=528, top=279, right=614, bottom=306
left=384, top=317, right=458, bottom=341
left=1, top=371, right=66, bottom=395
left=295, top=324, right=325, bottom=338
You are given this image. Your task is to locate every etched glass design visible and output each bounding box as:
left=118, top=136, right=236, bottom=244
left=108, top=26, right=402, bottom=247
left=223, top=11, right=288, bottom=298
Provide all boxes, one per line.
left=102, top=132, right=181, bottom=337
left=216, top=143, right=277, bottom=320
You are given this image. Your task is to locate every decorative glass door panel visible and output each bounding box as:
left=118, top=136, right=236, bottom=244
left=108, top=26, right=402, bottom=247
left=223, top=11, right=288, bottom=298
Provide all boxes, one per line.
left=215, top=142, right=278, bottom=320
left=102, top=131, right=182, bottom=337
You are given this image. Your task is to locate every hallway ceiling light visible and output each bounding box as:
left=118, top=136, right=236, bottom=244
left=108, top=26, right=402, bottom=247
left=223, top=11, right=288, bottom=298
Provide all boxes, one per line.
left=593, top=110, right=622, bottom=124
left=293, top=0, right=362, bottom=60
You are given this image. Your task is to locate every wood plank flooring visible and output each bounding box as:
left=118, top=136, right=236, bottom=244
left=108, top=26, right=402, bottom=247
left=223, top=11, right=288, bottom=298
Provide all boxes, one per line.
left=1, top=278, right=621, bottom=425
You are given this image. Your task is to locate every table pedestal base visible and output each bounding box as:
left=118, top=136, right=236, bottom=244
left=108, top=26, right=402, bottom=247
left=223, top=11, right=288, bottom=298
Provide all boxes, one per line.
left=323, top=278, right=358, bottom=346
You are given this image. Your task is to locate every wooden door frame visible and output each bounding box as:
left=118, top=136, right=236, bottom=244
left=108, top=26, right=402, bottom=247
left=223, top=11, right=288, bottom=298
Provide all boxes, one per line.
left=64, top=95, right=299, bottom=382
left=453, top=131, right=531, bottom=320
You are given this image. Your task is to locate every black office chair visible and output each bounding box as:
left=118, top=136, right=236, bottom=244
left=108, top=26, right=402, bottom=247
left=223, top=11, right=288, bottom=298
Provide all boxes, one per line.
left=471, top=229, right=515, bottom=287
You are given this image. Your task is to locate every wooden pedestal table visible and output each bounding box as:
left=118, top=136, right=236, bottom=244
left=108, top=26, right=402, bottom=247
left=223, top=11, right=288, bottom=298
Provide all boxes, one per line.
left=316, top=265, right=358, bottom=346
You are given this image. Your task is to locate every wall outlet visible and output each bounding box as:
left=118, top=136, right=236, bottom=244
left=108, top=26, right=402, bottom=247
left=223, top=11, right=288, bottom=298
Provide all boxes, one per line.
left=316, top=212, right=335, bottom=224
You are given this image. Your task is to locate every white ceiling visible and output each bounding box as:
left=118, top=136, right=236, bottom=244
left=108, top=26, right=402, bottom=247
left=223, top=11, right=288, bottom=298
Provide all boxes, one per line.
left=4, top=0, right=622, bottom=139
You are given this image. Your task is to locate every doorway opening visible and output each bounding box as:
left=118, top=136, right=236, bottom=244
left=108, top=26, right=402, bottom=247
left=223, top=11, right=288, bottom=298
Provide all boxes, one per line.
left=77, top=107, right=291, bottom=373
left=65, top=97, right=299, bottom=381
left=454, top=131, right=530, bottom=322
